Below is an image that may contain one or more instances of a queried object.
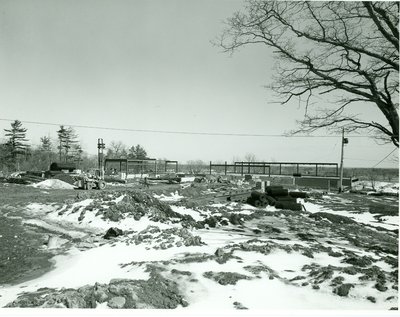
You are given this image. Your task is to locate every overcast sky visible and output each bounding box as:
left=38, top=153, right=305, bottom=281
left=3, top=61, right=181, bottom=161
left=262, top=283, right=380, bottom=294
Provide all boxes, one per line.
left=0, top=0, right=398, bottom=168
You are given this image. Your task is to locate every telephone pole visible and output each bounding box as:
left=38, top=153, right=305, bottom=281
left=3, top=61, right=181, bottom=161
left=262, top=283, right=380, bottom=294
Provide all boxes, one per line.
left=97, top=138, right=105, bottom=180
left=339, top=128, right=348, bottom=193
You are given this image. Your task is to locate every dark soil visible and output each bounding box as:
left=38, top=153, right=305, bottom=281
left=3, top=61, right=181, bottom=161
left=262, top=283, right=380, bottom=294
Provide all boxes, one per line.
left=0, top=214, right=54, bottom=285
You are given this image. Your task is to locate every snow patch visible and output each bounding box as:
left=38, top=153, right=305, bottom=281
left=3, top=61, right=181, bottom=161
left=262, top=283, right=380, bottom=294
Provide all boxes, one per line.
left=170, top=205, right=205, bottom=221
left=154, top=191, right=184, bottom=202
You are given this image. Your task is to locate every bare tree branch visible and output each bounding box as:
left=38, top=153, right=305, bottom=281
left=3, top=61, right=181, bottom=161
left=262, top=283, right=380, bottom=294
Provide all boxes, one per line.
left=217, top=0, right=399, bottom=147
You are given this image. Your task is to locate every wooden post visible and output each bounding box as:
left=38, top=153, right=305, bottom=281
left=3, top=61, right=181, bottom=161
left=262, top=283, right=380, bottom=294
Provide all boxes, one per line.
left=263, top=163, right=265, bottom=175
left=224, top=161, right=227, bottom=175
left=241, top=162, right=243, bottom=176
left=209, top=161, right=212, bottom=175
left=316, top=164, right=318, bottom=176
left=279, top=164, right=282, bottom=175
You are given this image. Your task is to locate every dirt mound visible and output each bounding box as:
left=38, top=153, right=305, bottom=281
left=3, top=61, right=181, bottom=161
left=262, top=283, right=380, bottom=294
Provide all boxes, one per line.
left=32, top=179, right=75, bottom=190
left=78, top=190, right=197, bottom=225
left=6, top=265, right=188, bottom=309
left=127, top=226, right=204, bottom=249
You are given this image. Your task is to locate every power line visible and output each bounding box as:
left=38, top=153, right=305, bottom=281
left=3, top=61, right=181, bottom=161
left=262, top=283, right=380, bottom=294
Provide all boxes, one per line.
left=344, top=157, right=377, bottom=162
left=0, top=118, right=372, bottom=138
left=371, top=148, right=398, bottom=168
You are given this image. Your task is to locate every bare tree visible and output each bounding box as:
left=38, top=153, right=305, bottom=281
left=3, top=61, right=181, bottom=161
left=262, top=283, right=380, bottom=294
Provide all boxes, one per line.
left=106, top=141, right=128, bottom=158
left=217, top=1, right=399, bottom=147
left=244, top=153, right=257, bottom=162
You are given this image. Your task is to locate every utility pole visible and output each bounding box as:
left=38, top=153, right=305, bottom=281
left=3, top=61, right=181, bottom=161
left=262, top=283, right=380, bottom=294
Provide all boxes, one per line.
left=339, top=128, right=348, bottom=193
left=97, top=138, right=105, bottom=180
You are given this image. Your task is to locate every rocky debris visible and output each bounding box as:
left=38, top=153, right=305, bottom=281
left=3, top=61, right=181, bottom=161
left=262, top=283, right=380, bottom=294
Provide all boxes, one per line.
left=243, top=265, right=279, bottom=280
left=330, top=276, right=345, bottom=286
left=203, top=271, right=251, bottom=285
left=309, top=212, right=356, bottom=224
left=104, top=227, right=124, bottom=239
left=213, top=247, right=241, bottom=264
left=296, top=232, right=316, bottom=241
left=233, top=301, right=248, bottom=309
left=328, top=250, right=343, bottom=257
left=127, top=226, right=204, bottom=249
left=301, top=249, right=314, bottom=258
left=76, top=241, right=97, bottom=250
left=358, top=266, right=387, bottom=284
left=383, top=256, right=398, bottom=267
left=342, top=266, right=358, bottom=275
left=290, top=275, right=307, bottom=282
left=74, top=190, right=197, bottom=226
left=108, top=296, right=126, bottom=309
left=171, top=269, right=192, bottom=276
left=343, top=255, right=374, bottom=267
left=375, top=282, right=388, bottom=292
left=333, top=283, right=354, bottom=297
left=6, top=265, right=188, bottom=309
left=257, top=223, right=282, bottom=234
left=173, top=253, right=215, bottom=264
left=229, top=240, right=276, bottom=255
left=302, top=264, right=335, bottom=284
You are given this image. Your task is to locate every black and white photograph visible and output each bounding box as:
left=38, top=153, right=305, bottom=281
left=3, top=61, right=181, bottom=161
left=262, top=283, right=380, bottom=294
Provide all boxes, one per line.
left=0, top=0, right=398, bottom=315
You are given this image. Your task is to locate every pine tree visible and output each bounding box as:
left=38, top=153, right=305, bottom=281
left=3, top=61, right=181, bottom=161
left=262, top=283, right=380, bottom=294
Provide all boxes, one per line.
left=39, top=136, right=54, bottom=168
left=4, top=120, right=29, bottom=169
left=128, top=144, right=147, bottom=159
left=134, top=144, right=147, bottom=160
left=57, top=125, right=68, bottom=162
left=57, top=126, right=78, bottom=162
left=64, top=127, right=78, bottom=162
left=71, top=143, right=83, bottom=166
left=40, top=136, right=52, bottom=152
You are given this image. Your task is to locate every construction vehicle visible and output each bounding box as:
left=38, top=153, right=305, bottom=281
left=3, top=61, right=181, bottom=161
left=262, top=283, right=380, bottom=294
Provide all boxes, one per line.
left=46, top=162, right=106, bottom=190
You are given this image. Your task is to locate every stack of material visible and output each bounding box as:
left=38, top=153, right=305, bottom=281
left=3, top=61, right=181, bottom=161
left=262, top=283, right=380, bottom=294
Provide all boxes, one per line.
left=6, top=171, right=44, bottom=185
left=246, top=186, right=308, bottom=211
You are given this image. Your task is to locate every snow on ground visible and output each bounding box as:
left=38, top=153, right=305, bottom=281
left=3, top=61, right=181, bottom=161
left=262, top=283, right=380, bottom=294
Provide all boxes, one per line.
left=1, top=189, right=397, bottom=310
left=46, top=204, right=173, bottom=233
left=31, top=179, right=76, bottom=190
left=0, top=243, right=179, bottom=306
left=175, top=269, right=380, bottom=310
left=0, top=225, right=393, bottom=310
left=301, top=200, right=399, bottom=230
left=353, top=181, right=399, bottom=194
left=154, top=191, right=184, bottom=202
left=22, top=219, right=87, bottom=239
left=24, top=196, right=174, bottom=236
left=170, top=205, right=205, bottom=221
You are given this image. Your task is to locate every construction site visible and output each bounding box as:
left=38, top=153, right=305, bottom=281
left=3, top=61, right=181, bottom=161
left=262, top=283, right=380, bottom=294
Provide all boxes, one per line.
left=0, top=0, right=398, bottom=314
left=0, top=133, right=398, bottom=310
